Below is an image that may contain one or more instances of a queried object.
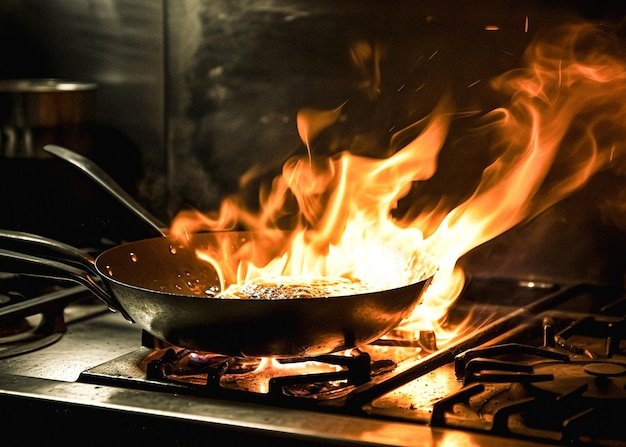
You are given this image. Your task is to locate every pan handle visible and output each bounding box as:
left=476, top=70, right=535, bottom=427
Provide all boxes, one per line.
left=0, top=248, right=134, bottom=323
left=0, top=229, right=97, bottom=274
left=43, top=144, right=168, bottom=237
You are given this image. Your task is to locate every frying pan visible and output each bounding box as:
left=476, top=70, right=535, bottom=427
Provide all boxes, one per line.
left=0, top=229, right=435, bottom=357
left=0, top=145, right=435, bottom=357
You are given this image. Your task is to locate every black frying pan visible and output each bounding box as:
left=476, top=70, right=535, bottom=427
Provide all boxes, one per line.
left=0, top=229, right=435, bottom=357
left=0, top=145, right=435, bottom=357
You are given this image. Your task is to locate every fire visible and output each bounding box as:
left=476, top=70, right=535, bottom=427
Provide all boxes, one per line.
left=170, top=22, right=626, bottom=343
left=171, top=98, right=449, bottom=293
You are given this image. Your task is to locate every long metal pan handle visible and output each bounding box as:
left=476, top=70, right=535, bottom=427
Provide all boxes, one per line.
left=43, top=144, right=168, bottom=237
left=0, top=248, right=134, bottom=323
left=0, top=229, right=97, bottom=274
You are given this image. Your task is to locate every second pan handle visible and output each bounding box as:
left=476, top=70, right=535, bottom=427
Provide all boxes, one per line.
left=0, top=230, right=134, bottom=322
left=0, top=248, right=134, bottom=323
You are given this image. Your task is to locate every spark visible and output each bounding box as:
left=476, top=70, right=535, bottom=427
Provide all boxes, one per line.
left=610, top=145, right=616, bottom=161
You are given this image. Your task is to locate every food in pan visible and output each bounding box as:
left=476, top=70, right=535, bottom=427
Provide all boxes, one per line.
left=215, top=277, right=373, bottom=299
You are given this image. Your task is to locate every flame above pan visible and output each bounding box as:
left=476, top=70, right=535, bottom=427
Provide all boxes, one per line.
left=169, top=22, right=626, bottom=339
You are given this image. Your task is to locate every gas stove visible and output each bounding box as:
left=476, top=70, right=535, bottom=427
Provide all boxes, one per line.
left=0, top=272, right=623, bottom=446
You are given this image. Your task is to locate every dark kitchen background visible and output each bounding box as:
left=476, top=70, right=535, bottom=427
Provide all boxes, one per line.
left=0, top=0, right=625, bottom=288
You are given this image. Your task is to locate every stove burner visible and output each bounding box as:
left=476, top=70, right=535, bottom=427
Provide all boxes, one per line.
left=0, top=310, right=65, bottom=359
left=528, top=360, right=626, bottom=400
left=584, top=361, right=626, bottom=376
left=0, top=278, right=91, bottom=359
left=0, top=291, right=31, bottom=337
left=142, top=346, right=376, bottom=401
left=430, top=310, right=626, bottom=445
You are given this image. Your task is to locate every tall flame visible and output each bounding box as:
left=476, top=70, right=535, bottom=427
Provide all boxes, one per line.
left=170, top=23, right=626, bottom=339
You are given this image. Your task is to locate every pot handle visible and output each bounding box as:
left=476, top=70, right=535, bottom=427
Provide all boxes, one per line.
left=0, top=248, right=134, bottom=323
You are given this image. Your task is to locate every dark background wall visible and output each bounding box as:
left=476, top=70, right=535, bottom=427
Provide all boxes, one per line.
left=0, top=0, right=624, bottom=284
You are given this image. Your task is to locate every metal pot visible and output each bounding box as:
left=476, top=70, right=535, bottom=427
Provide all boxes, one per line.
left=0, top=79, right=96, bottom=158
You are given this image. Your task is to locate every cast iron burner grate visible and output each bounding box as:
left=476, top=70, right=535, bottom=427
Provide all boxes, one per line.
left=432, top=314, right=626, bottom=445
left=142, top=345, right=382, bottom=402
left=79, top=324, right=449, bottom=411
left=0, top=274, right=90, bottom=359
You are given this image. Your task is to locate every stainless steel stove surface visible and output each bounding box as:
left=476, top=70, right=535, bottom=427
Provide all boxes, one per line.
left=0, top=275, right=623, bottom=446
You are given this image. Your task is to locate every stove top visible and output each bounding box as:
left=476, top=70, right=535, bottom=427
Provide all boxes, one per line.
left=0, top=276, right=623, bottom=446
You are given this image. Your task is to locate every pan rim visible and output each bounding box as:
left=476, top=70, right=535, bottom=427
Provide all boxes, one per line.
left=93, top=231, right=438, bottom=302
left=94, top=258, right=436, bottom=301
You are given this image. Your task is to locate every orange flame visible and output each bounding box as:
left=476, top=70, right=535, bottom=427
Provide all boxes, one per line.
left=170, top=22, right=626, bottom=341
